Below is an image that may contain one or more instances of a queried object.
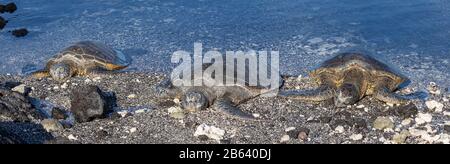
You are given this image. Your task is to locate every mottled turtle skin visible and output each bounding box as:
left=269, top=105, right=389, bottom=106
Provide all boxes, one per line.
left=155, top=64, right=283, bottom=120
left=32, top=41, right=130, bottom=82
left=281, top=53, right=420, bottom=107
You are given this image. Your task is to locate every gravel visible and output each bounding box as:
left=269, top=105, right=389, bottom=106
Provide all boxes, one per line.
left=0, top=72, right=449, bottom=144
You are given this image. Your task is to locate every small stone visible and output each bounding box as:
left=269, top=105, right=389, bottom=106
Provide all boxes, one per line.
left=116, top=110, right=129, bottom=118
left=61, top=83, right=68, bottom=89
left=391, top=103, right=418, bottom=118
left=438, top=134, right=450, bottom=144
left=95, top=130, right=109, bottom=138
left=53, top=86, right=59, bottom=90
left=197, top=135, right=209, bottom=141
left=349, top=134, right=363, bottom=141
left=444, top=111, right=450, bottom=116
left=373, top=117, right=394, bottom=130
left=356, top=105, right=365, bottom=109
left=93, top=77, right=102, bottom=82
left=11, top=84, right=28, bottom=94
left=167, top=106, right=185, bottom=119
left=184, top=121, right=199, bottom=128
left=129, top=127, right=137, bottom=133
left=424, top=124, right=435, bottom=133
left=12, top=28, right=29, bottom=37
left=401, top=118, right=412, bottom=126
left=392, top=130, right=411, bottom=144
left=280, top=135, right=290, bottom=143
left=364, top=107, right=369, bottom=112
left=170, top=112, right=185, bottom=119
left=297, top=128, right=310, bottom=141
left=298, top=132, right=308, bottom=141
left=134, top=108, right=150, bottom=114
left=425, top=100, right=444, bottom=113
left=51, top=107, right=68, bottom=120
left=335, top=126, right=345, bottom=133
left=427, top=82, right=441, bottom=95
left=444, top=125, right=450, bottom=133
left=285, top=127, right=296, bottom=132
left=194, top=124, right=225, bottom=142
left=41, top=119, right=64, bottom=132
left=67, top=134, right=78, bottom=141
left=415, top=113, right=433, bottom=125
left=85, top=79, right=92, bottom=83
left=44, top=137, right=80, bottom=144
left=409, top=128, right=440, bottom=143
left=127, top=94, right=137, bottom=99
left=173, top=98, right=180, bottom=104
left=252, top=113, right=261, bottom=118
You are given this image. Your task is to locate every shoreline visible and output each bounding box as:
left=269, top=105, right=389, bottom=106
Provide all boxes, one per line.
left=1, top=72, right=449, bottom=144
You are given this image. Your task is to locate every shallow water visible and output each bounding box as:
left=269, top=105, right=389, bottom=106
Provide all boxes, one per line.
left=0, top=0, right=449, bottom=87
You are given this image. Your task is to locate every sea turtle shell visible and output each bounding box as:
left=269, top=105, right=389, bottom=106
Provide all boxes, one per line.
left=310, top=53, right=409, bottom=91
left=163, top=61, right=283, bottom=105
left=46, top=41, right=130, bottom=71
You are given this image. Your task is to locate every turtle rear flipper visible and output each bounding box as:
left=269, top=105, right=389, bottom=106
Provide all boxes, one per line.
left=279, top=85, right=335, bottom=102
left=213, top=98, right=256, bottom=120
left=374, top=87, right=409, bottom=104
left=373, top=87, right=426, bottom=104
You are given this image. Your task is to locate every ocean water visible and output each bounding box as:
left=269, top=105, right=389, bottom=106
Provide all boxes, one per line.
left=0, top=0, right=449, bottom=87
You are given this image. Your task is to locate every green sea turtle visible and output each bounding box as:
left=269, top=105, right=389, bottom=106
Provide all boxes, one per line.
left=155, top=63, right=283, bottom=120
left=280, top=53, right=421, bottom=107
left=32, top=41, right=130, bottom=82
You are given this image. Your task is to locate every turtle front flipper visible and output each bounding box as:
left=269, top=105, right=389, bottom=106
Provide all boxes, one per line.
left=373, top=87, right=425, bottom=104
left=279, top=85, right=335, bottom=102
left=213, top=97, right=256, bottom=120
left=153, top=78, right=181, bottom=99
left=31, top=70, right=50, bottom=79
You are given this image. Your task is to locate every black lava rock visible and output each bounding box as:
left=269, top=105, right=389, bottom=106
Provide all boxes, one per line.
left=3, top=3, right=17, bottom=13
left=0, top=126, right=25, bottom=144
left=12, top=28, right=28, bottom=37
left=70, top=85, right=115, bottom=123
left=0, top=86, right=41, bottom=122
left=0, top=16, right=6, bottom=30
left=391, top=103, right=418, bottom=119
left=0, top=5, right=5, bottom=13
left=287, top=127, right=310, bottom=141
left=51, top=107, right=68, bottom=120
left=444, top=125, right=450, bottom=133
left=0, top=81, right=21, bottom=90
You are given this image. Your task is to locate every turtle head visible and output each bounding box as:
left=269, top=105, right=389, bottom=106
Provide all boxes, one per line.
left=181, top=91, right=208, bottom=112
left=49, top=63, right=74, bottom=82
left=335, top=83, right=360, bottom=107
